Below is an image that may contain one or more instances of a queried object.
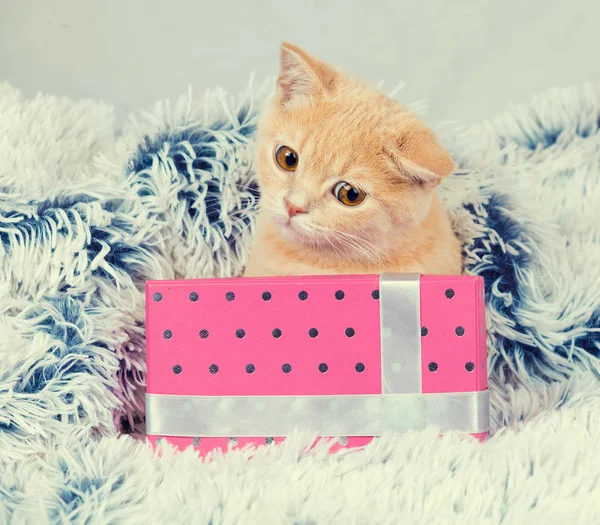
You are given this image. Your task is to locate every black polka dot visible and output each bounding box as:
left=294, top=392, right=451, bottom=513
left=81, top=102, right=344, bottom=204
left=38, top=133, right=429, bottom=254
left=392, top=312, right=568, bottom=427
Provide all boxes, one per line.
left=445, top=289, right=455, bottom=299
left=209, top=364, right=219, bottom=374
left=421, top=327, right=429, bottom=337
left=345, top=327, right=355, bottom=338
left=372, top=290, right=380, bottom=300
left=163, top=329, right=172, bottom=340
left=428, top=362, right=439, bottom=372
left=152, top=292, right=162, bottom=302
left=245, top=364, right=255, bottom=374
left=226, top=291, right=235, bottom=301
left=455, top=326, right=465, bottom=336
left=335, top=290, right=345, bottom=300
left=309, top=328, right=319, bottom=338
left=189, top=292, right=199, bottom=302
left=272, top=328, right=282, bottom=338
left=355, top=362, right=365, bottom=373
left=262, top=291, right=272, bottom=301
left=172, top=364, right=182, bottom=374
left=282, top=363, right=292, bottom=373
left=319, top=363, right=328, bottom=373
left=265, top=437, right=274, bottom=445
left=298, top=291, right=308, bottom=300
left=465, top=361, right=475, bottom=372
left=236, top=329, right=246, bottom=339
left=229, top=437, right=238, bottom=446
left=192, top=437, right=201, bottom=447
left=199, top=329, right=209, bottom=339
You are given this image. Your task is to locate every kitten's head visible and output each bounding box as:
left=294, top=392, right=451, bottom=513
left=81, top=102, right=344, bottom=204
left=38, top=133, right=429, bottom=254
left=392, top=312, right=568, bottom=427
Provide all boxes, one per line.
left=255, top=43, right=454, bottom=258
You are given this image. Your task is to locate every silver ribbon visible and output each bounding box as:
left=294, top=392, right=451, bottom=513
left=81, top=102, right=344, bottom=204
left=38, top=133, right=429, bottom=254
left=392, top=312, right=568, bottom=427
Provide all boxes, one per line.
left=379, top=273, right=422, bottom=394
left=146, top=391, right=489, bottom=437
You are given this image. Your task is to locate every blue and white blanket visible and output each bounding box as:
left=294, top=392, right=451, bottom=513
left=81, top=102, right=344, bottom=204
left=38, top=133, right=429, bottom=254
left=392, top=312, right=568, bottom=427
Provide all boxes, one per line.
left=0, top=81, right=599, bottom=523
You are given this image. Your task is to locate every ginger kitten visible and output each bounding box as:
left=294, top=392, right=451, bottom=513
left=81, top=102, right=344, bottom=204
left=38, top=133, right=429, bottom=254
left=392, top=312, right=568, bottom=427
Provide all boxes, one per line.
left=244, top=43, right=461, bottom=277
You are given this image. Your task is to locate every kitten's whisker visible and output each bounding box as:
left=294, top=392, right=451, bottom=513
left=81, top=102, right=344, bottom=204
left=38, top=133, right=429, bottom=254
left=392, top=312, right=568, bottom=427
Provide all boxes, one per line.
left=196, top=203, right=256, bottom=217
left=341, top=237, right=381, bottom=266
left=224, top=225, right=256, bottom=257
left=329, top=229, right=383, bottom=265
left=342, top=237, right=383, bottom=265
left=308, top=223, right=382, bottom=266
left=324, top=234, right=343, bottom=263
left=209, top=210, right=256, bottom=229
left=333, top=230, right=383, bottom=255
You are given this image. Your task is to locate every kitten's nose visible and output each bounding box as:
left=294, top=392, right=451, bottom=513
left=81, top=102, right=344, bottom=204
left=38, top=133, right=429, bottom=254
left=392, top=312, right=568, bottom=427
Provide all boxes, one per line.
left=284, top=199, right=308, bottom=218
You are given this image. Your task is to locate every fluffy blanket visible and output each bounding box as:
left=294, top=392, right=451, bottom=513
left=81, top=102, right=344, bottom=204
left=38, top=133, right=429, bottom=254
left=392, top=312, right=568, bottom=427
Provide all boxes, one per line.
left=0, top=81, right=599, bottom=524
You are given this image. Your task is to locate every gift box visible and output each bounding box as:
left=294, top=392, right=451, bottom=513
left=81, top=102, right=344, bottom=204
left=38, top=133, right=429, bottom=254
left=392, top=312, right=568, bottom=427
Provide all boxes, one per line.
left=145, top=274, right=489, bottom=455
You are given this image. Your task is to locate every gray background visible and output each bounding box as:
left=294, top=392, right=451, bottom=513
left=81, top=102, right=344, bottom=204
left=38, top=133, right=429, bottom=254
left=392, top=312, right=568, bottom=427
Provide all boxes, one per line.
left=1, top=0, right=598, bottom=126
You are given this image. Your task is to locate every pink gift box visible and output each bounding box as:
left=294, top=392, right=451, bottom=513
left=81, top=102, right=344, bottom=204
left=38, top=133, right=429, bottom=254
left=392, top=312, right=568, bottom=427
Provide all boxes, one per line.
left=145, top=274, right=489, bottom=455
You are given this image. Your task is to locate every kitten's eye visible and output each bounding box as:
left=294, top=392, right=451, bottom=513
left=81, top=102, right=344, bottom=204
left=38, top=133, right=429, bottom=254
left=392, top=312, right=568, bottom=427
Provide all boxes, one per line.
left=333, top=182, right=366, bottom=206
left=275, top=145, right=299, bottom=172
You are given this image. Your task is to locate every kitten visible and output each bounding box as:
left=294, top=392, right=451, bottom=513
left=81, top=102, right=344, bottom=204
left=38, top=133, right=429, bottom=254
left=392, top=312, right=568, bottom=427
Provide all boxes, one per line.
left=244, top=43, right=461, bottom=277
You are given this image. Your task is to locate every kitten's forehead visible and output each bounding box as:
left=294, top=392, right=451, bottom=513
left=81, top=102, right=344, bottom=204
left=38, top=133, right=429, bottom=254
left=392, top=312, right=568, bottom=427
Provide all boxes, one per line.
left=297, top=128, right=351, bottom=175
left=275, top=99, right=390, bottom=177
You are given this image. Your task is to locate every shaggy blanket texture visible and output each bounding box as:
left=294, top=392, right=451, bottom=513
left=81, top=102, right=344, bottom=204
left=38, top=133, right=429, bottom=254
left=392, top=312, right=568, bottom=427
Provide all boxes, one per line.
left=0, top=80, right=599, bottom=524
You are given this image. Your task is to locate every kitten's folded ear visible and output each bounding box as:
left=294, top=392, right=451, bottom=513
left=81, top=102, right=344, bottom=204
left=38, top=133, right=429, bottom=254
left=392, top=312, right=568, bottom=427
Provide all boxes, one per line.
left=384, top=133, right=455, bottom=188
left=277, top=42, right=337, bottom=107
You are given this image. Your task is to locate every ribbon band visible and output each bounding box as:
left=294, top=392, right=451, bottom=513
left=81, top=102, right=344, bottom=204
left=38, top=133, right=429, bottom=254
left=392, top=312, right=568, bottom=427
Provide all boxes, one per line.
left=146, top=391, right=490, bottom=437
left=380, top=273, right=422, bottom=394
